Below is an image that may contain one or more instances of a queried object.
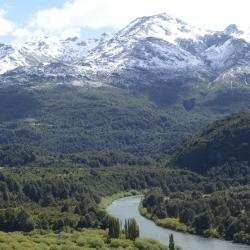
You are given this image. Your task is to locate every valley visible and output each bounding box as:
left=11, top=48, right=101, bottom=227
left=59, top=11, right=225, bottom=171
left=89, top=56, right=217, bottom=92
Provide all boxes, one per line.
left=0, top=10, right=250, bottom=250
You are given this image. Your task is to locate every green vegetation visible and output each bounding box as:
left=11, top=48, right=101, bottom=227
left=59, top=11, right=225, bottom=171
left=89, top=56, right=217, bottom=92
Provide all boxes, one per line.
left=0, top=86, right=216, bottom=162
left=169, top=234, right=175, bottom=250
left=2, top=163, right=246, bottom=241
left=139, top=113, right=250, bottom=245
left=0, top=166, right=189, bottom=249
left=124, top=219, right=140, bottom=241
left=139, top=202, right=188, bottom=232
left=1, top=85, right=250, bottom=248
left=0, top=166, right=210, bottom=232
left=108, top=217, right=120, bottom=239
left=155, top=218, right=188, bottom=233
left=0, top=229, right=172, bottom=250
left=0, top=162, right=249, bottom=243
left=142, top=186, right=250, bottom=244
left=0, top=161, right=248, bottom=236
left=171, top=112, right=250, bottom=174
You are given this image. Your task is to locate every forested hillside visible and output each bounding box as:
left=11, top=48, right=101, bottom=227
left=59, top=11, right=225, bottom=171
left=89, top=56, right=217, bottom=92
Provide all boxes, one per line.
left=170, top=112, right=250, bottom=173
left=139, top=113, right=250, bottom=245
left=0, top=85, right=219, bottom=161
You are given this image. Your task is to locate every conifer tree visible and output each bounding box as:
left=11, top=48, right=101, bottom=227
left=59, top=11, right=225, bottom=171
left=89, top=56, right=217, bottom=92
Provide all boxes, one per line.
left=124, top=219, right=128, bottom=239
left=169, top=233, right=175, bottom=250
left=108, top=217, right=120, bottom=238
left=125, top=218, right=140, bottom=241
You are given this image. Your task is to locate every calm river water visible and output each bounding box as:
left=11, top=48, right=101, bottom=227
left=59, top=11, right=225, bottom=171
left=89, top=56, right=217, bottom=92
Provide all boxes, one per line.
left=107, top=196, right=250, bottom=250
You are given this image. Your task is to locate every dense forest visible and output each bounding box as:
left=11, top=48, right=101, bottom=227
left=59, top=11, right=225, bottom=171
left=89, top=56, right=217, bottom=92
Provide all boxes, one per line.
left=0, top=86, right=217, bottom=160
left=0, top=162, right=249, bottom=244
left=170, top=112, right=250, bottom=173
left=0, top=166, right=191, bottom=249
left=0, top=86, right=250, bottom=248
left=142, top=185, right=250, bottom=244
left=140, top=113, right=250, bottom=245
left=0, top=144, right=154, bottom=168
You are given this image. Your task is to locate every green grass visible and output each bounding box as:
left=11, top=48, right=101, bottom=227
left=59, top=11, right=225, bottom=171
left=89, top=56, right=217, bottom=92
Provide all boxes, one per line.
left=139, top=202, right=153, bottom=219
left=0, top=229, right=172, bottom=250
left=155, top=218, right=188, bottom=233
left=139, top=202, right=188, bottom=233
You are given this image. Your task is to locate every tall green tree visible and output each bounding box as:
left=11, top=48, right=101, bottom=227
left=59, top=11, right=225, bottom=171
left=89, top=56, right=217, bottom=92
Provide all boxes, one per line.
left=108, top=217, right=120, bottom=239
left=125, top=218, right=140, bottom=241
left=169, top=234, right=175, bottom=250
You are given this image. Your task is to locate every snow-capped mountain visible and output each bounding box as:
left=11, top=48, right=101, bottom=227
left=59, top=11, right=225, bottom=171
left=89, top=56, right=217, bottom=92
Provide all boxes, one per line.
left=0, top=13, right=250, bottom=89
left=79, top=14, right=213, bottom=85
left=117, top=13, right=211, bottom=44
left=0, top=33, right=110, bottom=75
left=81, top=14, right=250, bottom=86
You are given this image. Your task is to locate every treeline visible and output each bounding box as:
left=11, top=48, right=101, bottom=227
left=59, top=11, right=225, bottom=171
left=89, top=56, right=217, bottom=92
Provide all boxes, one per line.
left=142, top=185, right=250, bottom=244
left=0, top=208, right=34, bottom=232
left=0, top=167, right=204, bottom=232
left=0, top=165, right=249, bottom=234
left=0, top=144, right=154, bottom=168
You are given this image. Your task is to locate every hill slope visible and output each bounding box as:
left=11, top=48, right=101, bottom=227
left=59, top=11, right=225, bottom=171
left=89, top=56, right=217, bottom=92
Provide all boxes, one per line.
left=170, top=112, right=250, bottom=173
left=0, top=86, right=215, bottom=160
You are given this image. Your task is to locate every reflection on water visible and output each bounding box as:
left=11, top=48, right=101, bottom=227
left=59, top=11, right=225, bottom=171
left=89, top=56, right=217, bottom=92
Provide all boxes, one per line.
left=107, top=196, right=250, bottom=250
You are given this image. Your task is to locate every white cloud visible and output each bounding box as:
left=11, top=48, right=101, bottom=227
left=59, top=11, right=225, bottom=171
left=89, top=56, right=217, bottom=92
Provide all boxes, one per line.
left=30, top=0, right=250, bottom=36
left=60, top=28, right=81, bottom=39
left=1, top=0, right=250, bottom=42
left=12, top=28, right=31, bottom=40
left=0, top=9, right=15, bottom=36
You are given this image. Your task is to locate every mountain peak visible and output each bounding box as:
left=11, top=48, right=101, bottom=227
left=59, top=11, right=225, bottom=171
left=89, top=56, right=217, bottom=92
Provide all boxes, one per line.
left=64, top=37, right=79, bottom=42
left=151, top=13, right=174, bottom=20
left=117, top=13, right=209, bottom=44
left=224, top=24, right=243, bottom=35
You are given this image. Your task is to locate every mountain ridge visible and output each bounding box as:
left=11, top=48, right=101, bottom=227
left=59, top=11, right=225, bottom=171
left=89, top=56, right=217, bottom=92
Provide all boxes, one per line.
left=0, top=13, right=250, bottom=89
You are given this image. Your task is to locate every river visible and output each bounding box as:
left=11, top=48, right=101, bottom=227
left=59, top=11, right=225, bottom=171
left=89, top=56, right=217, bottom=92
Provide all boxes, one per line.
left=107, top=196, right=250, bottom=250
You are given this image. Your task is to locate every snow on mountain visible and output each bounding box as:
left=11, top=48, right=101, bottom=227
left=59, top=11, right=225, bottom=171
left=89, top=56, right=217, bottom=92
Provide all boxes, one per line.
left=0, top=13, right=250, bottom=88
left=211, top=65, right=250, bottom=89
left=118, top=13, right=211, bottom=44
left=224, top=24, right=250, bottom=42
left=0, top=43, right=28, bottom=74
left=81, top=13, right=213, bottom=85
left=202, top=37, right=250, bottom=71
left=0, top=33, right=110, bottom=75
left=59, top=34, right=111, bottom=63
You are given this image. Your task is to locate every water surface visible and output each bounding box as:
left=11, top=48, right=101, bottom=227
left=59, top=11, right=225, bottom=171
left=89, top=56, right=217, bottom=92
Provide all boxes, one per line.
left=107, top=196, right=250, bottom=250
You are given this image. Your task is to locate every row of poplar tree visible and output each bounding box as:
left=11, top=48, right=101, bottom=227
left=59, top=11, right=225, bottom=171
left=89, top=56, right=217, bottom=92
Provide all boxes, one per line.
left=108, top=217, right=139, bottom=240
left=108, top=217, right=176, bottom=250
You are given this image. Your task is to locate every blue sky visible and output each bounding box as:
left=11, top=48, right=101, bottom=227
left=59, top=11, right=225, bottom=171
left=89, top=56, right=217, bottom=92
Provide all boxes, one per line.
left=0, top=0, right=64, bottom=25
left=0, top=0, right=117, bottom=42
left=0, top=0, right=249, bottom=43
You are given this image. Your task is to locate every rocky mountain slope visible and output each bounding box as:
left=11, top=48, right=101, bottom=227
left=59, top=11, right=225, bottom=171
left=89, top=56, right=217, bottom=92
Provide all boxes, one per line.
left=0, top=13, right=250, bottom=162
left=0, top=13, right=250, bottom=88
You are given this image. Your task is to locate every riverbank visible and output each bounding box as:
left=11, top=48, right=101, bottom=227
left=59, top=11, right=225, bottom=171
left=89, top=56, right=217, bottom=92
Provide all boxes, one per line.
left=139, top=198, right=250, bottom=245
left=139, top=200, right=223, bottom=240
left=107, top=196, right=249, bottom=250
left=139, top=202, right=188, bottom=233
left=99, top=190, right=143, bottom=209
